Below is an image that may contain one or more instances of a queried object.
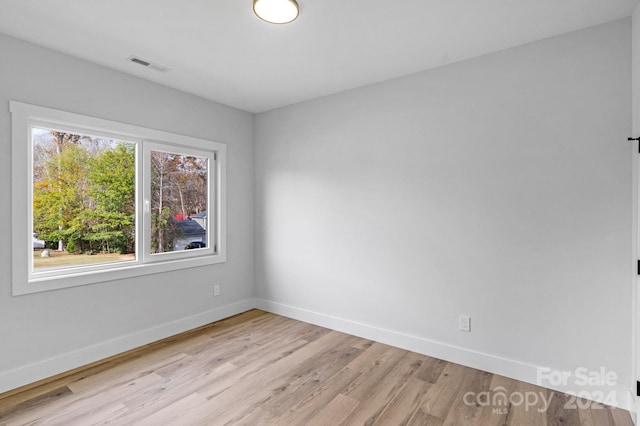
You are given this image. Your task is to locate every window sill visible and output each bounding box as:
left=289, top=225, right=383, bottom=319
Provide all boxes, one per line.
left=14, top=253, right=226, bottom=296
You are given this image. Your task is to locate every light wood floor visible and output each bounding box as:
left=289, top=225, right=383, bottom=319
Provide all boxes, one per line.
left=0, top=310, right=633, bottom=425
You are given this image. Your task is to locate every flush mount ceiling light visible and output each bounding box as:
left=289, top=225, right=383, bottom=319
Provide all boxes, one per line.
left=253, top=0, right=299, bottom=24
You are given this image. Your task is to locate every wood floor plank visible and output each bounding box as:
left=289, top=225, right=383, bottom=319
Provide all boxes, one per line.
left=109, top=362, right=239, bottom=425
left=192, top=332, right=324, bottom=401
left=375, top=376, right=433, bottom=425
left=142, top=331, right=347, bottom=426
left=610, top=406, right=636, bottom=426
left=255, top=336, right=364, bottom=418
left=414, top=355, right=448, bottom=384
left=67, top=351, right=189, bottom=394
left=441, top=368, right=493, bottom=425
left=133, top=391, right=210, bottom=426
left=305, top=393, right=360, bottom=426
left=227, top=334, right=366, bottom=425
left=0, top=386, right=73, bottom=421
left=340, top=352, right=425, bottom=425
left=187, top=314, right=291, bottom=355
left=407, top=409, right=445, bottom=426
left=578, top=402, right=616, bottom=426
left=505, top=381, right=551, bottom=426
left=339, top=345, right=408, bottom=402
left=0, top=309, right=633, bottom=426
left=419, top=362, right=476, bottom=419
left=192, top=332, right=363, bottom=425
left=198, top=309, right=270, bottom=340
left=270, top=341, right=392, bottom=425
left=546, top=391, right=582, bottom=425
left=470, top=372, right=519, bottom=426
left=222, top=319, right=327, bottom=368
left=4, top=372, right=163, bottom=425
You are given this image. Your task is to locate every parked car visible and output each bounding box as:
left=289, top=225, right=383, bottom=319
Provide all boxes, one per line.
left=185, top=241, right=206, bottom=250
left=33, top=233, right=45, bottom=249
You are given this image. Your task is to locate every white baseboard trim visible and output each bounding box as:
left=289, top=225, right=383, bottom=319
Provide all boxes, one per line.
left=0, top=298, right=257, bottom=395
left=256, top=298, right=636, bottom=413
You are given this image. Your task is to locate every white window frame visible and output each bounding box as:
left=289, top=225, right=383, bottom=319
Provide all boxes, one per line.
left=142, top=142, right=217, bottom=263
left=11, top=101, right=227, bottom=296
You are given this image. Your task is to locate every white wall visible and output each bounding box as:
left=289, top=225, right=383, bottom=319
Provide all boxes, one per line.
left=0, top=33, right=255, bottom=391
left=255, top=19, right=633, bottom=406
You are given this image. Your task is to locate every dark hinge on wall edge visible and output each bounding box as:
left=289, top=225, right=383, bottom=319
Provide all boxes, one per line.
left=637, top=381, right=639, bottom=397
left=627, top=137, right=640, bottom=152
left=637, top=260, right=640, bottom=275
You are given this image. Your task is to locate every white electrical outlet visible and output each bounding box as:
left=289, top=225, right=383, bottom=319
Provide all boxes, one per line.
left=213, top=285, right=220, bottom=297
left=459, top=315, right=471, bottom=332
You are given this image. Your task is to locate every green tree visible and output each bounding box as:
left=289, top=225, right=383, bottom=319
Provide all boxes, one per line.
left=33, top=143, right=89, bottom=252
left=85, top=143, right=136, bottom=253
left=33, top=131, right=136, bottom=255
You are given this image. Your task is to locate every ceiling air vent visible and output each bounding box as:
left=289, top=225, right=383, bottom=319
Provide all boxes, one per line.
left=127, top=56, right=170, bottom=73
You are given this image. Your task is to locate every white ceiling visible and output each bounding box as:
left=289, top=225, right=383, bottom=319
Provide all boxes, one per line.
left=0, top=0, right=637, bottom=113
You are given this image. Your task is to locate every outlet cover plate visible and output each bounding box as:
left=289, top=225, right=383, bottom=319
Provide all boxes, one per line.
left=459, top=315, right=470, bottom=332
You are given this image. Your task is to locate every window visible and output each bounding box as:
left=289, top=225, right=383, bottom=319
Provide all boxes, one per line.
left=11, top=101, right=226, bottom=295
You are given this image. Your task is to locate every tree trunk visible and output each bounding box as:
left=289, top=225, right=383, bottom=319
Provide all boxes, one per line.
left=157, top=168, right=164, bottom=252
left=55, top=135, right=64, bottom=251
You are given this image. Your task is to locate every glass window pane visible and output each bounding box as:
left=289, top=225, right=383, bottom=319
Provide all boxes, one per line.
left=32, top=127, right=136, bottom=272
left=150, top=150, right=208, bottom=254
